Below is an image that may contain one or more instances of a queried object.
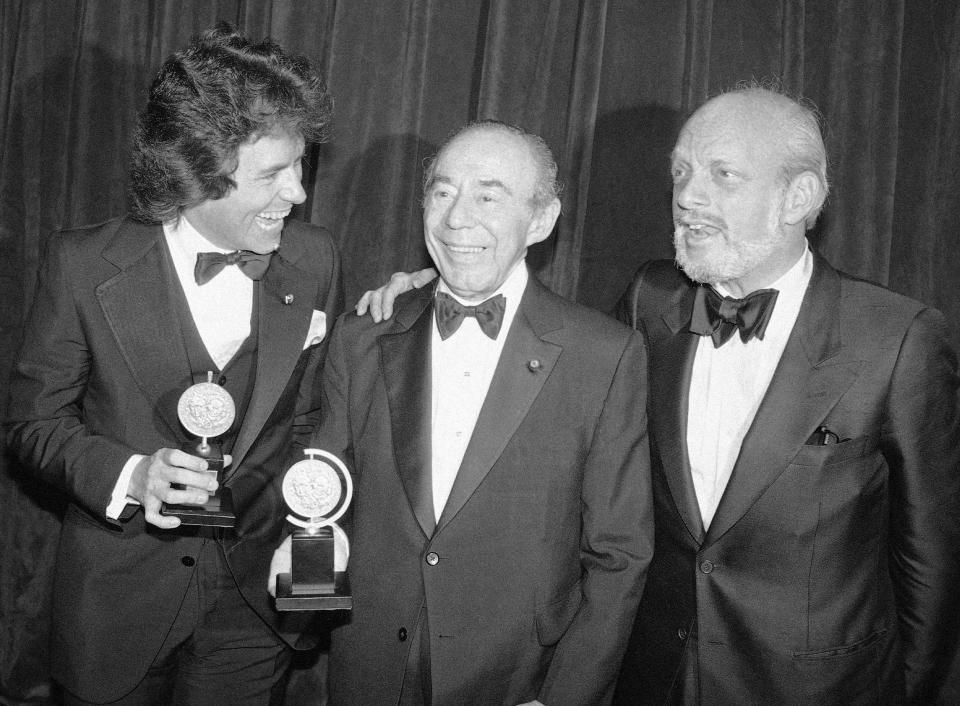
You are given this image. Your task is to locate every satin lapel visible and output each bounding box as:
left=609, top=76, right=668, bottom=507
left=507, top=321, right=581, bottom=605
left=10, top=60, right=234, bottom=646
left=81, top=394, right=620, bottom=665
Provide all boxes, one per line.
left=704, top=256, right=863, bottom=545
left=228, top=250, right=320, bottom=472
left=381, top=288, right=436, bottom=538
left=436, top=280, right=562, bottom=532
left=96, top=221, right=187, bottom=440
left=653, top=286, right=706, bottom=544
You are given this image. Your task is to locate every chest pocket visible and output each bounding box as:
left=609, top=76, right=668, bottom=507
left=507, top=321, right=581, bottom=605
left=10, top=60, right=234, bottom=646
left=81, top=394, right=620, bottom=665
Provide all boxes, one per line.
left=791, top=431, right=879, bottom=468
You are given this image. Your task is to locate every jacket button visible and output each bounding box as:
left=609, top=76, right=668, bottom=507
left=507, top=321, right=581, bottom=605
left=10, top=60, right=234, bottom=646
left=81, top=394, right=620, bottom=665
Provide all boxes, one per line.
left=699, top=560, right=714, bottom=574
left=217, top=375, right=227, bottom=386
left=398, top=627, right=408, bottom=642
left=425, top=552, right=439, bottom=566
left=181, top=556, right=195, bottom=567
left=677, top=627, right=688, bottom=640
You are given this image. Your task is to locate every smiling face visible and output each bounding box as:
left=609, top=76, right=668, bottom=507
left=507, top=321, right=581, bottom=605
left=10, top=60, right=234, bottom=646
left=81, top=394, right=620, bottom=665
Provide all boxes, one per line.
left=182, top=131, right=307, bottom=253
left=423, top=126, right=560, bottom=302
left=670, top=93, right=807, bottom=295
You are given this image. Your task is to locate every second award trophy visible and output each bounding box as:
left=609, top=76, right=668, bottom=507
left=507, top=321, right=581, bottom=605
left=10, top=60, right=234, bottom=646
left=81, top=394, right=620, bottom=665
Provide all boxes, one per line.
left=161, top=372, right=236, bottom=527
left=275, top=448, right=353, bottom=611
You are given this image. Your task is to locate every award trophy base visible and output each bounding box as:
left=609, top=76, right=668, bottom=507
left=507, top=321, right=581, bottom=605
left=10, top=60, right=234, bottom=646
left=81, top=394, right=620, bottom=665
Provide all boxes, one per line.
left=160, top=441, right=236, bottom=528
left=275, top=527, right=352, bottom=611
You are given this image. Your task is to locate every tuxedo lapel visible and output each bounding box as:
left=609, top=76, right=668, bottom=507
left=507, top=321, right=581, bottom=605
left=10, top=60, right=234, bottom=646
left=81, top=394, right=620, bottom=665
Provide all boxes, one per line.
left=96, top=221, right=188, bottom=440
left=380, top=287, right=436, bottom=538
left=436, top=278, right=562, bottom=532
left=653, top=285, right=706, bottom=544
left=704, top=256, right=863, bottom=545
left=229, top=243, right=321, bottom=471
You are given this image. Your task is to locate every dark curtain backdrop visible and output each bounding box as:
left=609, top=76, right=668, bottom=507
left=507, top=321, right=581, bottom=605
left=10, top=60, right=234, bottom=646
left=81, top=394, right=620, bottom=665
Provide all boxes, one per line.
left=2, top=1, right=958, bottom=703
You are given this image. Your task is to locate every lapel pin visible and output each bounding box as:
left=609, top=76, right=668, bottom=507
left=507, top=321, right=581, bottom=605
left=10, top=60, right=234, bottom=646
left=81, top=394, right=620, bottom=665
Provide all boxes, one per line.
left=283, top=294, right=294, bottom=305
left=527, top=359, right=542, bottom=372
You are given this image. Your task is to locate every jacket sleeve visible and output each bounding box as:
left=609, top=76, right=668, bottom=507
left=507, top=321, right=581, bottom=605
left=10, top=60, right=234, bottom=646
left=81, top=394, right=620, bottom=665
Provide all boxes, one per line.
left=538, top=329, right=655, bottom=706
left=289, top=234, right=345, bottom=458
left=4, top=235, right=134, bottom=517
left=884, top=307, right=960, bottom=704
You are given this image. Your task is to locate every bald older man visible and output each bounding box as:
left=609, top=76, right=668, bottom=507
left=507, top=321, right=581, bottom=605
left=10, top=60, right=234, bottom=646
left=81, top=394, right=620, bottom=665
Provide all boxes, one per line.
left=359, top=86, right=960, bottom=705
left=612, top=86, right=960, bottom=705
left=288, top=120, right=652, bottom=706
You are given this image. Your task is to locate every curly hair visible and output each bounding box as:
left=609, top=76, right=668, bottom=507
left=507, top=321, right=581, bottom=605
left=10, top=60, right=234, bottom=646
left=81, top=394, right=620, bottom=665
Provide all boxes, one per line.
left=129, top=23, right=332, bottom=223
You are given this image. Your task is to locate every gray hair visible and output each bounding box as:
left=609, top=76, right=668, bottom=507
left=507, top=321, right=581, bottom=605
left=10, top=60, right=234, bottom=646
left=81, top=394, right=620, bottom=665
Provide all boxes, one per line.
left=422, top=119, right=562, bottom=211
left=726, top=80, right=830, bottom=230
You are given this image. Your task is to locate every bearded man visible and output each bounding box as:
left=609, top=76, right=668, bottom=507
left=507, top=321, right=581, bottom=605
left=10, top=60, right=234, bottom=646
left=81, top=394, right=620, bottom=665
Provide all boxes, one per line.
left=355, top=84, right=960, bottom=706
left=612, top=85, right=960, bottom=705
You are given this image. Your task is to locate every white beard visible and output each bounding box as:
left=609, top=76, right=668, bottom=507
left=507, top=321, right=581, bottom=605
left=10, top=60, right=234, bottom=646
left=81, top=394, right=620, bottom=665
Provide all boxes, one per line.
left=673, top=200, right=788, bottom=285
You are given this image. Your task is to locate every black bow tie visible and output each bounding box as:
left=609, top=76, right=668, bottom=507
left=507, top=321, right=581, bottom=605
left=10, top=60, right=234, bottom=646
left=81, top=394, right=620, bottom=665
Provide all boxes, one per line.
left=689, top=286, right=779, bottom=347
left=194, top=250, right=272, bottom=285
left=435, top=292, right=506, bottom=340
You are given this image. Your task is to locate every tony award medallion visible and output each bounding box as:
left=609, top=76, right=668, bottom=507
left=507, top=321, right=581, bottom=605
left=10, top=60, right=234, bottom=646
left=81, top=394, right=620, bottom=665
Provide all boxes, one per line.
left=275, top=448, right=353, bottom=610
left=161, top=371, right=236, bottom=527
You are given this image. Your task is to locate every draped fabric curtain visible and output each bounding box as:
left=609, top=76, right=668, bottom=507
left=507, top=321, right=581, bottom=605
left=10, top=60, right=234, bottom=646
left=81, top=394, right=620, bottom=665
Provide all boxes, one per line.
left=2, top=1, right=958, bottom=702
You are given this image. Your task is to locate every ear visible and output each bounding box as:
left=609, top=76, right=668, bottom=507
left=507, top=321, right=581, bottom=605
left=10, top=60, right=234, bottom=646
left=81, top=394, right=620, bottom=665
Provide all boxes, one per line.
left=781, top=172, right=822, bottom=227
left=525, top=198, right=562, bottom=246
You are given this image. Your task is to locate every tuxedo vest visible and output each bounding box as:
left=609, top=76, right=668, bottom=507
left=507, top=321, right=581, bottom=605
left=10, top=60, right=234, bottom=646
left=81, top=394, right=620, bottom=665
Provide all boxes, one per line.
left=170, top=279, right=260, bottom=457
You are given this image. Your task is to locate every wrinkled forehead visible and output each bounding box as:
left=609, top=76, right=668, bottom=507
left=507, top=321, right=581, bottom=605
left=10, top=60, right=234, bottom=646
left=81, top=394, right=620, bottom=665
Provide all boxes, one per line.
left=432, top=127, right=539, bottom=195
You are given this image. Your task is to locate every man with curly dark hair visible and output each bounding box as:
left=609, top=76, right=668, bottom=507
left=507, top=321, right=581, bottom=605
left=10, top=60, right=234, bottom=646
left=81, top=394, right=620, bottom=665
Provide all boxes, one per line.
left=5, top=24, right=343, bottom=705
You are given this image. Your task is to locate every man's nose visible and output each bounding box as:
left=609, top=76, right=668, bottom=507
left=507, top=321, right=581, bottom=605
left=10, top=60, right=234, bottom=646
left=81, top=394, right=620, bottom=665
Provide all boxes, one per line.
left=279, top=169, right=307, bottom=204
left=444, top=192, right=475, bottom=229
left=674, top=172, right=709, bottom=210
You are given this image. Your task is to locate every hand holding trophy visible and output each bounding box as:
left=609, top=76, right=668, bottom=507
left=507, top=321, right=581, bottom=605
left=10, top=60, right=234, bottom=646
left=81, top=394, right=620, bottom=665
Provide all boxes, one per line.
left=161, top=371, right=236, bottom=526
left=275, top=448, right=353, bottom=610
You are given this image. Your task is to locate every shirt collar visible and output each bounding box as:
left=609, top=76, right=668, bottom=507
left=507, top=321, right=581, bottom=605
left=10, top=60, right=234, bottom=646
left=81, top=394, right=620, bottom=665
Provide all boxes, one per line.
left=436, top=261, right=528, bottom=318
left=765, top=242, right=813, bottom=305
left=163, top=216, right=234, bottom=263
left=435, top=261, right=528, bottom=341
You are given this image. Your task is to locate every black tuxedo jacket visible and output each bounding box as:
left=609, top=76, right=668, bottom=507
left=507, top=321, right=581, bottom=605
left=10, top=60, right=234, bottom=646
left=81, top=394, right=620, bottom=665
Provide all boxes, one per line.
left=315, top=274, right=654, bottom=706
left=614, top=254, right=960, bottom=705
left=4, top=216, right=343, bottom=702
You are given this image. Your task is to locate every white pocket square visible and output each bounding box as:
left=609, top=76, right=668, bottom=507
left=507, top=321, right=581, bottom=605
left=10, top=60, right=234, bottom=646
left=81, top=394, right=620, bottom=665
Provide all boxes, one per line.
left=303, top=310, right=327, bottom=349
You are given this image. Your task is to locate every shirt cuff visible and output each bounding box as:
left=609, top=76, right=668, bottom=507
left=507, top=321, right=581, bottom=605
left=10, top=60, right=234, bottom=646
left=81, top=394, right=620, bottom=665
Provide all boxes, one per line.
left=106, top=454, right=145, bottom=519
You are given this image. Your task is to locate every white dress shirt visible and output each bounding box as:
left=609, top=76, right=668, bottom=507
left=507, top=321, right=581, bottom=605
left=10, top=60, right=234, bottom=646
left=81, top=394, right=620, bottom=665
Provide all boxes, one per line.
left=430, top=264, right=527, bottom=521
left=164, top=217, right=255, bottom=369
left=686, top=245, right=813, bottom=529
left=107, top=218, right=258, bottom=517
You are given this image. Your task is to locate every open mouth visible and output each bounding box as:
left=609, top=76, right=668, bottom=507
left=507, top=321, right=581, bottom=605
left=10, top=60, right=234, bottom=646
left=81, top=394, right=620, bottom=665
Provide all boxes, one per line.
left=257, top=210, right=290, bottom=229
left=445, top=243, right=485, bottom=254
left=677, top=221, right=721, bottom=238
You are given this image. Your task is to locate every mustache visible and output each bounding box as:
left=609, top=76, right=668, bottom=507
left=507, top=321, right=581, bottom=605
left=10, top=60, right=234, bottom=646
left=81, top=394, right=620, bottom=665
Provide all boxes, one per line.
left=674, top=213, right=727, bottom=230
